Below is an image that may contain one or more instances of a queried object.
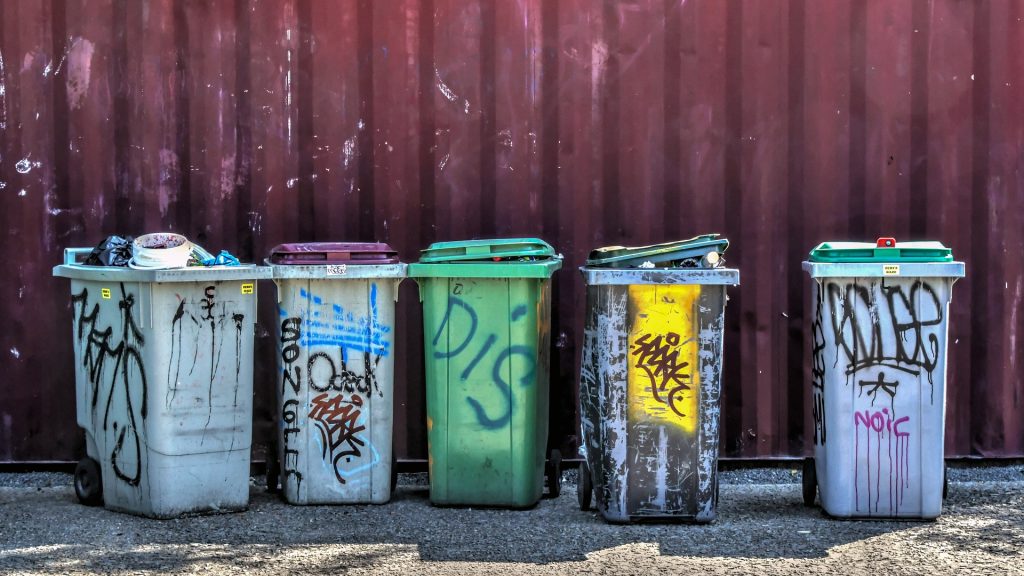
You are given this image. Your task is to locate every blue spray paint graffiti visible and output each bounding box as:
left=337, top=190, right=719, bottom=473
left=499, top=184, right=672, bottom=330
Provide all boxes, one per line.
left=431, top=296, right=535, bottom=430
left=278, top=284, right=391, bottom=360
left=278, top=283, right=392, bottom=488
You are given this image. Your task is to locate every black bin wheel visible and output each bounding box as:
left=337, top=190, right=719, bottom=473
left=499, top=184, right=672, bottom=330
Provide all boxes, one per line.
left=545, top=449, right=562, bottom=499
left=577, top=461, right=593, bottom=511
left=802, top=457, right=817, bottom=507
left=74, top=457, right=103, bottom=506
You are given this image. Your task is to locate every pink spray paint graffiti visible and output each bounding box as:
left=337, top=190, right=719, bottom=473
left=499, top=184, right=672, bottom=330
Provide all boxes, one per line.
left=854, top=408, right=910, bottom=514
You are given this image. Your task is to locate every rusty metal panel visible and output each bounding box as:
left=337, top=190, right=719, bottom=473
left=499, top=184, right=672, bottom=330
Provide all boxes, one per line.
left=1, top=0, right=1023, bottom=463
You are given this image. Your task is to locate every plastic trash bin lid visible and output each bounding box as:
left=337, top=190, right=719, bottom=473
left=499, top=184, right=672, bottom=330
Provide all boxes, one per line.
left=417, top=238, right=556, bottom=263
left=585, top=234, right=729, bottom=268
left=268, top=242, right=400, bottom=265
left=808, top=238, right=953, bottom=263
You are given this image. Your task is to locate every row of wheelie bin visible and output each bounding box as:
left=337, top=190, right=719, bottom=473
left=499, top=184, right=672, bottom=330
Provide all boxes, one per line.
left=52, top=235, right=964, bottom=522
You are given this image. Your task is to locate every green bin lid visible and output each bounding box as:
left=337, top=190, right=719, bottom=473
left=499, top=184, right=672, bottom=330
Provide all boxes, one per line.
left=586, top=234, right=729, bottom=268
left=418, top=238, right=556, bottom=263
left=808, top=238, right=954, bottom=263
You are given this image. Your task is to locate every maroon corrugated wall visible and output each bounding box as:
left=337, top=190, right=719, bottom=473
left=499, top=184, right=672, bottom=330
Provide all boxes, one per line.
left=1, top=0, right=1021, bottom=463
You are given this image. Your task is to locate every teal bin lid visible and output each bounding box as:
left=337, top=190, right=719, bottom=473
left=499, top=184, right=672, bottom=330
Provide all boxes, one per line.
left=586, top=234, right=729, bottom=268
left=418, top=238, right=556, bottom=263
left=808, top=238, right=954, bottom=263
left=409, top=238, right=561, bottom=279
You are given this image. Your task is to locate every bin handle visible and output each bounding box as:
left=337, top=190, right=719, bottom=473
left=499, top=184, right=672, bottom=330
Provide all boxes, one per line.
left=64, top=248, right=92, bottom=266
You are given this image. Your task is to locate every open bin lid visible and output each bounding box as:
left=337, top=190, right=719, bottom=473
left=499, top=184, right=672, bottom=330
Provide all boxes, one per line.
left=804, top=238, right=964, bottom=278
left=580, top=235, right=738, bottom=286
left=409, top=238, right=561, bottom=279
left=586, top=234, right=729, bottom=268
left=269, top=242, right=399, bottom=265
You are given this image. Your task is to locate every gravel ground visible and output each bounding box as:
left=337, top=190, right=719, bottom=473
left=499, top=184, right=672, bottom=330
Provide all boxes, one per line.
left=0, top=463, right=1022, bottom=575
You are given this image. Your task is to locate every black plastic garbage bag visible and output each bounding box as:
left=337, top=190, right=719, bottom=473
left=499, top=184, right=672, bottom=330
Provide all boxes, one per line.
left=84, top=235, right=134, bottom=267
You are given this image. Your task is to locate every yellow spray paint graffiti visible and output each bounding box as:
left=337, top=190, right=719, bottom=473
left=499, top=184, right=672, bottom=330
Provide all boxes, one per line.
left=627, top=284, right=701, bottom=433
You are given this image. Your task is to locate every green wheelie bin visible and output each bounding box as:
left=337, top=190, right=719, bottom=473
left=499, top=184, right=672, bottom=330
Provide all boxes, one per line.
left=409, top=238, right=563, bottom=507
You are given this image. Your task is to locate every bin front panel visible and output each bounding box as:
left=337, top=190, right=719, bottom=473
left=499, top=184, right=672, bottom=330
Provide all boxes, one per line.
left=581, top=282, right=726, bottom=522
left=276, top=278, right=396, bottom=504
left=69, top=278, right=256, bottom=517
left=422, top=276, right=548, bottom=507
left=812, top=276, right=953, bottom=518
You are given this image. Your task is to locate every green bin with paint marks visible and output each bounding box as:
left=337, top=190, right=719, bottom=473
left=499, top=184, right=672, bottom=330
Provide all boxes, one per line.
left=410, top=238, right=563, bottom=507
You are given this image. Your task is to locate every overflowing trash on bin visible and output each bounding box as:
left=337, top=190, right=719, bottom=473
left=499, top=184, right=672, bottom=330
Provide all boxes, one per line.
left=53, top=241, right=270, bottom=518
left=409, top=238, right=563, bottom=508
left=81, top=232, right=243, bottom=270
left=83, top=235, right=134, bottom=267
left=577, top=234, right=739, bottom=523
left=266, top=243, right=406, bottom=505
left=802, top=238, right=965, bottom=519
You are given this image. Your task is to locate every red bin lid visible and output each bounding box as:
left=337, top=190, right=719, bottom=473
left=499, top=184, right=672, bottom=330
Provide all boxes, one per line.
left=268, top=242, right=400, bottom=265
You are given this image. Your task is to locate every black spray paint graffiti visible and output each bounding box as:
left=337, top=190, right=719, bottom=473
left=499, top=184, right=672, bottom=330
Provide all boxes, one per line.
left=431, top=295, right=535, bottom=430
left=166, top=285, right=246, bottom=437
left=858, top=373, right=900, bottom=407
left=280, top=317, right=303, bottom=491
left=630, top=332, right=692, bottom=418
left=811, top=286, right=827, bottom=445
left=308, top=392, right=367, bottom=484
left=307, top=349, right=382, bottom=397
left=826, top=280, right=944, bottom=383
left=71, top=285, right=147, bottom=486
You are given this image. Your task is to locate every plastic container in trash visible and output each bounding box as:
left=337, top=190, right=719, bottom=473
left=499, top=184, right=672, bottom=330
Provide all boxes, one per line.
left=53, top=248, right=271, bottom=518
left=409, top=238, right=563, bottom=507
left=577, top=235, right=739, bottom=523
left=267, top=243, right=406, bottom=504
left=802, top=238, right=965, bottom=519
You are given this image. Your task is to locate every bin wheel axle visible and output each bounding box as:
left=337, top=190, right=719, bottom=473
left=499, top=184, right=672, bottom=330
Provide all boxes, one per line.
left=802, top=457, right=817, bottom=507
left=74, top=457, right=103, bottom=507
left=544, top=449, right=562, bottom=499
left=943, top=461, right=948, bottom=500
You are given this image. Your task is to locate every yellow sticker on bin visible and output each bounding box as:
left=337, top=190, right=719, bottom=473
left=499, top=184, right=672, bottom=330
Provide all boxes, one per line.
left=241, top=283, right=254, bottom=295
left=883, top=265, right=900, bottom=276
left=101, top=288, right=111, bottom=299
left=626, top=284, right=701, bottom=434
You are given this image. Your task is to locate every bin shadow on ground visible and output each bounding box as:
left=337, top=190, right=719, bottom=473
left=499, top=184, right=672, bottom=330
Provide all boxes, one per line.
left=4, top=476, right=1021, bottom=574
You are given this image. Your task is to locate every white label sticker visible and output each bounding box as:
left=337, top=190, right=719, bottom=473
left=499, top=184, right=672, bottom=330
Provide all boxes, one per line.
left=883, top=264, right=900, bottom=276
left=326, top=264, right=348, bottom=276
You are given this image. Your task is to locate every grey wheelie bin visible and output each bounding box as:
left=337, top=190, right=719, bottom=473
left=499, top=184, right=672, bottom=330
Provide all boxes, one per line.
left=267, top=243, right=406, bottom=504
left=53, top=248, right=271, bottom=518
left=802, top=238, right=964, bottom=519
left=577, top=235, right=739, bottom=523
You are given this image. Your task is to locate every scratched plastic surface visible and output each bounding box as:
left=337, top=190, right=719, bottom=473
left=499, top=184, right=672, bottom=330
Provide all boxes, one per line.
left=411, top=241, right=560, bottom=508
left=58, top=274, right=263, bottom=518
left=271, top=262, right=406, bottom=505
left=579, top=265, right=738, bottom=523
left=805, top=258, right=964, bottom=519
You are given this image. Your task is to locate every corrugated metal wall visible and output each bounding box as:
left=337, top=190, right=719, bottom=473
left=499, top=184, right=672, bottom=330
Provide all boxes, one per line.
left=1, top=0, right=1021, bottom=463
